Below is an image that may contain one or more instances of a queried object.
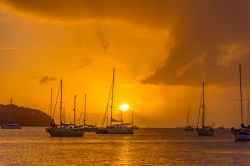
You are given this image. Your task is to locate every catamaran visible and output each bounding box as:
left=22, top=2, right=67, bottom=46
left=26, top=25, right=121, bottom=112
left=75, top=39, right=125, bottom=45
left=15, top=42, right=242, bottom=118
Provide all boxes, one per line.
left=1, top=98, right=22, bottom=129
left=46, top=80, right=84, bottom=137
left=96, top=68, right=133, bottom=134
left=185, top=105, right=195, bottom=131
left=196, top=82, right=214, bottom=136
left=232, top=64, right=250, bottom=141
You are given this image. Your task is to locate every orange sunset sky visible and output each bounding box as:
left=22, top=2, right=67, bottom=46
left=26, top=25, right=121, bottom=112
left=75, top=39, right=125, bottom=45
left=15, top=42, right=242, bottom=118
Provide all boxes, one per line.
left=1, top=0, right=250, bottom=127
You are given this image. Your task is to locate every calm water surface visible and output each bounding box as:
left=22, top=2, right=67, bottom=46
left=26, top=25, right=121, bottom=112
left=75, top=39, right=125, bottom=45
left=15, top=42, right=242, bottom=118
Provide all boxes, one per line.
left=1, top=128, right=250, bottom=165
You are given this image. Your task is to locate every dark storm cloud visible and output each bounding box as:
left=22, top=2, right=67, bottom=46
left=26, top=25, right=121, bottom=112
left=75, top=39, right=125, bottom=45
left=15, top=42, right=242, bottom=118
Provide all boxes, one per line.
left=143, top=0, right=250, bottom=86
left=2, top=0, right=182, bottom=57
left=3, top=0, right=250, bottom=86
left=2, top=0, right=182, bottom=27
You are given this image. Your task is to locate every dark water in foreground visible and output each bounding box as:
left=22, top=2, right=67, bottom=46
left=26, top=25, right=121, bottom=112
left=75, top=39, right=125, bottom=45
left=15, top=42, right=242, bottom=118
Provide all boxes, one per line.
left=1, top=128, right=250, bottom=165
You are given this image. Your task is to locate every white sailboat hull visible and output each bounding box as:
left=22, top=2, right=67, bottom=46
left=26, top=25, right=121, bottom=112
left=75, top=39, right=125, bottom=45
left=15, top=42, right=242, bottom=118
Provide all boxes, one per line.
left=232, top=128, right=250, bottom=141
left=107, top=124, right=134, bottom=134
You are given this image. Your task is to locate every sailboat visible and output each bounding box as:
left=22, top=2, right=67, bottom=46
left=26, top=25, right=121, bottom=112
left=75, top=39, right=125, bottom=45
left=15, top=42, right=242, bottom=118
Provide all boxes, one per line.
left=46, top=80, right=84, bottom=137
left=95, top=102, right=109, bottom=134
left=131, top=110, right=139, bottom=130
left=185, top=105, right=195, bottom=131
left=1, top=98, right=22, bottom=129
left=78, top=94, right=98, bottom=132
left=96, top=68, right=133, bottom=134
left=232, top=64, right=250, bottom=141
left=196, top=82, right=214, bottom=136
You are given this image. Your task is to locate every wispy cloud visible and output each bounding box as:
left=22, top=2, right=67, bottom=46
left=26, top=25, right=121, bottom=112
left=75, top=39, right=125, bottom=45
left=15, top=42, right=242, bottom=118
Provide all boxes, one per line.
left=40, top=76, right=56, bottom=84
left=79, top=56, right=93, bottom=69
left=96, top=27, right=110, bottom=54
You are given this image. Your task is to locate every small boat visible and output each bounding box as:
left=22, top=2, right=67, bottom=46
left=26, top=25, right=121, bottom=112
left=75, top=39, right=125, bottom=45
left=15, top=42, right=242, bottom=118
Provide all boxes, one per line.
left=232, top=127, right=250, bottom=141
left=97, top=68, right=134, bottom=134
left=185, top=105, right=195, bottom=131
left=46, top=80, right=84, bottom=137
left=1, top=123, right=22, bottom=129
left=196, top=82, right=214, bottom=136
left=232, top=64, right=250, bottom=141
left=197, top=126, right=214, bottom=136
left=1, top=98, right=22, bottom=129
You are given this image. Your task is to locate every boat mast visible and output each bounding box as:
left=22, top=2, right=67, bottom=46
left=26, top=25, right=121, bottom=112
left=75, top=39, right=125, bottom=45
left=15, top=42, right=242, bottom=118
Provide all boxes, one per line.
left=8, top=98, right=12, bottom=123
left=101, top=90, right=110, bottom=127
left=247, top=98, right=249, bottom=126
left=105, top=83, right=112, bottom=127
left=202, top=82, right=205, bottom=128
left=110, top=68, right=115, bottom=126
left=186, top=105, right=190, bottom=126
left=239, top=64, right=244, bottom=125
left=63, top=107, right=66, bottom=124
left=50, top=88, right=52, bottom=117
left=84, top=94, right=86, bottom=127
left=73, top=95, right=77, bottom=128
left=196, top=93, right=202, bottom=129
left=60, top=80, right=63, bottom=127
left=131, top=110, right=134, bottom=126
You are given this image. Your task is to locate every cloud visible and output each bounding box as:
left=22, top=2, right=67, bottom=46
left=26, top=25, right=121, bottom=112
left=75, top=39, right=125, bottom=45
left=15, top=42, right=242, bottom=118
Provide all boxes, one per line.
left=79, top=56, right=93, bottom=69
left=141, top=0, right=250, bottom=86
left=40, top=76, right=56, bottom=84
left=1, top=0, right=181, bottom=27
left=3, top=0, right=250, bottom=86
left=96, top=27, right=110, bottom=54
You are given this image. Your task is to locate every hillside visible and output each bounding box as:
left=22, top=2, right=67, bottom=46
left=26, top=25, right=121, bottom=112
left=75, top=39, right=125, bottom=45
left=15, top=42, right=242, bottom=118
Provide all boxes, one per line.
left=0, top=104, right=52, bottom=126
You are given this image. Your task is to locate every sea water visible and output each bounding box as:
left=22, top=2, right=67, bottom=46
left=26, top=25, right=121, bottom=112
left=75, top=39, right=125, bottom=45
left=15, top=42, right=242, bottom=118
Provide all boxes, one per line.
left=1, top=128, right=250, bottom=165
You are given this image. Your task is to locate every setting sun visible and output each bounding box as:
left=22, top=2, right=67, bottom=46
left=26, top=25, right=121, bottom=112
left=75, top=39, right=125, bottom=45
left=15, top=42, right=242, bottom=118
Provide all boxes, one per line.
left=120, top=104, right=130, bottom=112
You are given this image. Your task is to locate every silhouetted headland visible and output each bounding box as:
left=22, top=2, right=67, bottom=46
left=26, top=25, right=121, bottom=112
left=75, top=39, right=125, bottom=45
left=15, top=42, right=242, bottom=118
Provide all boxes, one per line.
left=0, top=104, right=52, bottom=126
